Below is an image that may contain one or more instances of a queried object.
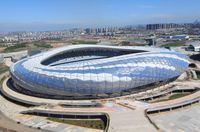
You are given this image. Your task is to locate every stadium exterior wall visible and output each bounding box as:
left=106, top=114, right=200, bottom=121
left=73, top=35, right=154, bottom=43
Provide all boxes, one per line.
left=9, top=45, right=189, bottom=99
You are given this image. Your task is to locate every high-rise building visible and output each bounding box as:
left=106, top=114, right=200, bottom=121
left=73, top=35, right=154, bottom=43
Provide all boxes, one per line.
left=146, top=23, right=181, bottom=30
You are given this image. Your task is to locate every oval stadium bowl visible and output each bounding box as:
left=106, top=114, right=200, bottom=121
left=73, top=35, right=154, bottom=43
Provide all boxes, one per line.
left=10, top=45, right=189, bottom=99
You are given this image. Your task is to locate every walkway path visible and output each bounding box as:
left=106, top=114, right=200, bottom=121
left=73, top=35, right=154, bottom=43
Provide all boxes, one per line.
left=108, top=106, right=155, bottom=132
left=23, top=101, right=156, bottom=132
left=150, top=104, right=200, bottom=132
left=147, top=80, right=200, bottom=112
left=3, top=77, right=200, bottom=132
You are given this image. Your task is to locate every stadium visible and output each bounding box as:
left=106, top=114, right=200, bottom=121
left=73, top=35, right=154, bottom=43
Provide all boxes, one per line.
left=9, top=45, right=189, bottom=99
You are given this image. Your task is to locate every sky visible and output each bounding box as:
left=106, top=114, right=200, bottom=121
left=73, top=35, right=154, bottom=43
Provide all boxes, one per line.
left=0, top=0, right=200, bottom=31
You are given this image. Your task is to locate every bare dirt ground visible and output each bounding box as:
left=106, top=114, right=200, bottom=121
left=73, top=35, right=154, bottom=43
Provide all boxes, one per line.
left=0, top=47, right=5, bottom=53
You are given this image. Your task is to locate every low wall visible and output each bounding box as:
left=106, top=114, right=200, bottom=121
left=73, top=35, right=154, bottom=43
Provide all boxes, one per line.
left=21, top=110, right=110, bottom=132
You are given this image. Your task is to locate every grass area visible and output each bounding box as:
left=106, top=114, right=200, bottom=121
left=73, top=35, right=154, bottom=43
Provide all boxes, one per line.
left=130, top=43, right=145, bottom=46
left=0, top=64, right=9, bottom=85
left=160, top=41, right=185, bottom=47
left=0, top=64, right=9, bottom=74
left=43, top=38, right=62, bottom=41
left=47, top=117, right=105, bottom=130
left=2, top=41, right=53, bottom=53
left=0, top=44, right=7, bottom=47
left=169, top=93, right=190, bottom=100
left=151, top=92, right=191, bottom=103
left=1, top=39, right=98, bottom=53
left=3, top=43, right=28, bottom=53
left=70, top=40, right=98, bottom=44
left=152, top=99, right=169, bottom=103
left=33, top=41, right=52, bottom=48
left=0, top=76, right=6, bottom=85
left=120, top=41, right=145, bottom=46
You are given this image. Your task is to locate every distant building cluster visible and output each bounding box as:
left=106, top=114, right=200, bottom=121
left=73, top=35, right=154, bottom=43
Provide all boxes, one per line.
left=146, top=23, right=182, bottom=30
left=0, top=30, right=83, bottom=43
left=0, top=20, right=200, bottom=48
left=146, top=21, right=200, bottom=30
left=85, top=27, right=118, bottom=36
left=0, top=26, right=145, bottom=44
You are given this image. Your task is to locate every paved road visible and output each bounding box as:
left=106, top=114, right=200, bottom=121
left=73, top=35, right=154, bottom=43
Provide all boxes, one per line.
left=25, top=101, right=156, bottom=132
left=0, top=73, right=45, bottom=132
left=0, top=111, right=46, bottom=132
left=4, top=58, right=13, bottom=67
left=150, top=104, right=200, bottom=132
left=108, top=107, right=156, bottom=132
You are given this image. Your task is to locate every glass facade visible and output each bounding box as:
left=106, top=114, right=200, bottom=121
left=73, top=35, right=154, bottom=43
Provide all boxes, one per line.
left=10, top=45, right=189, bottom=98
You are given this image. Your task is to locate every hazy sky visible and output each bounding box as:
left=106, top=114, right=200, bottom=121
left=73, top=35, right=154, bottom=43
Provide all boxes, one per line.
left=0, top=0, right=200, bottom=31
